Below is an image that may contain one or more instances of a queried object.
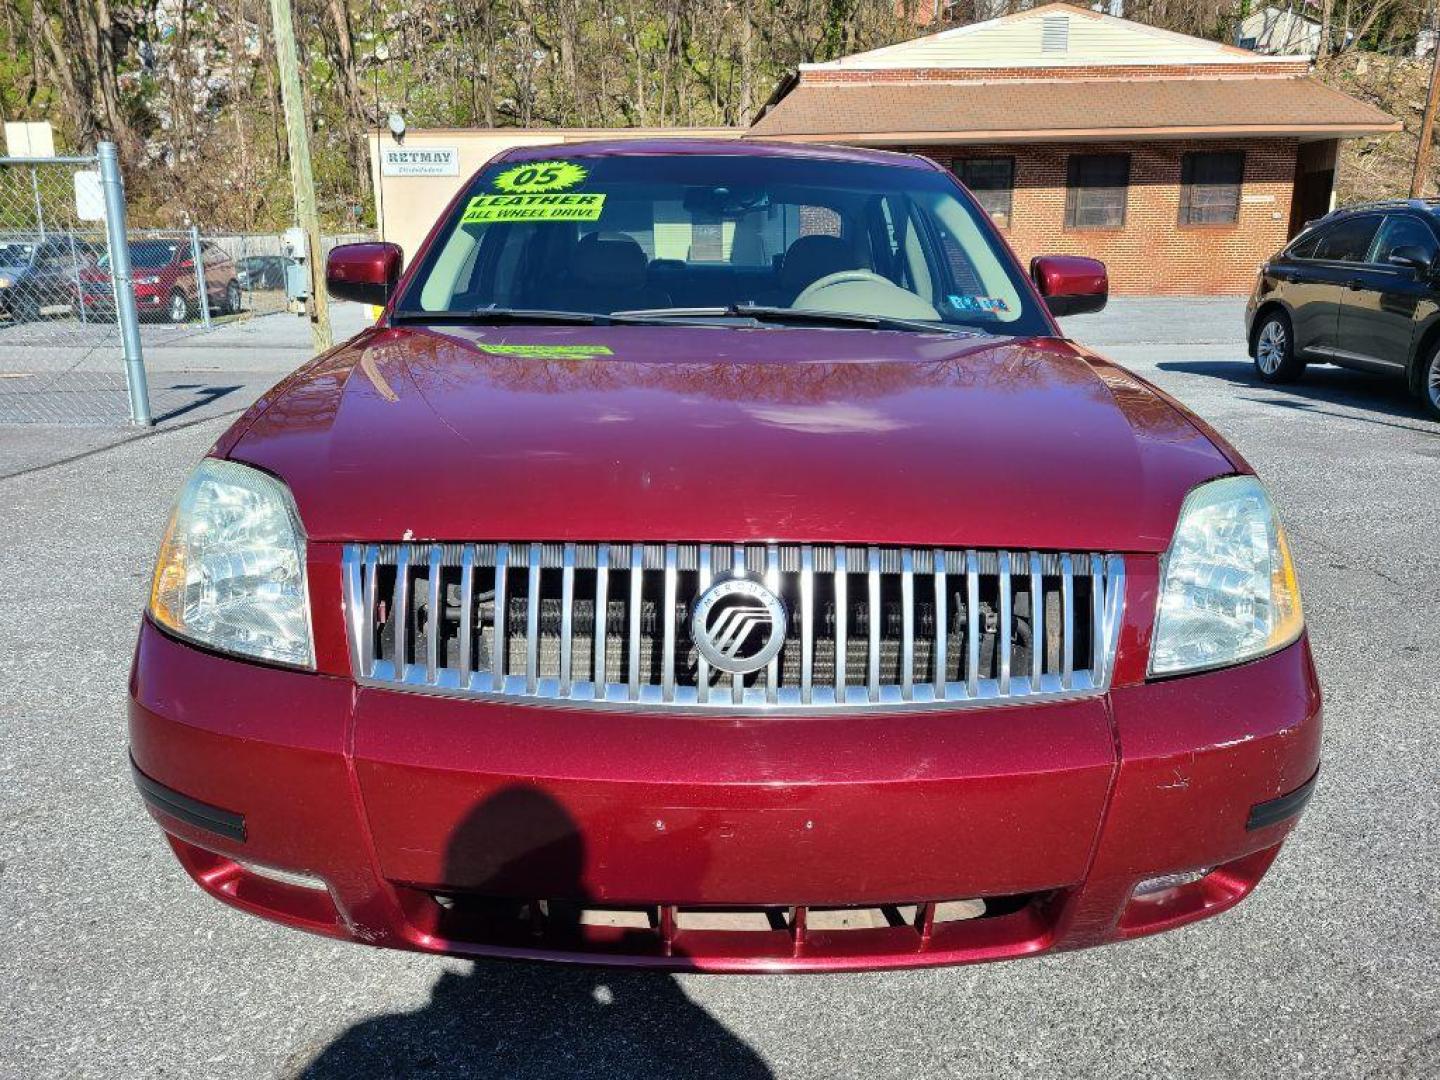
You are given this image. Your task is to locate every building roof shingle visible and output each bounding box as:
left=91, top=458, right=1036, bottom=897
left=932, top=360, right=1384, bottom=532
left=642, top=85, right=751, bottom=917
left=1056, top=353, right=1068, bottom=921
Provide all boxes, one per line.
left=748, top=76, right=1399, bottom=142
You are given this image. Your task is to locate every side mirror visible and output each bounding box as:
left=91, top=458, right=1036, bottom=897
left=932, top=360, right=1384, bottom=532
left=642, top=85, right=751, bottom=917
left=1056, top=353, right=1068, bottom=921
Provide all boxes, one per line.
left=326, top=242, right=403, bottom=305
left=1386, top=245, right=1433, bottom=274
left=1030, top=255, right=1108, bottom=317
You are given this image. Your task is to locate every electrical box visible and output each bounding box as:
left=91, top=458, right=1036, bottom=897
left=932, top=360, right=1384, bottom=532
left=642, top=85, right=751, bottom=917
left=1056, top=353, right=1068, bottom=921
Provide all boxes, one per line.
left=282, top=227, right=309, bottom=302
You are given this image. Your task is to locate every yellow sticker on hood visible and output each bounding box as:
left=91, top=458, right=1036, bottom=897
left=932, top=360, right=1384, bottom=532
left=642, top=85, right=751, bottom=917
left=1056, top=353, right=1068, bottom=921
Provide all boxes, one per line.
left=461, top=192, right=606, bottom=224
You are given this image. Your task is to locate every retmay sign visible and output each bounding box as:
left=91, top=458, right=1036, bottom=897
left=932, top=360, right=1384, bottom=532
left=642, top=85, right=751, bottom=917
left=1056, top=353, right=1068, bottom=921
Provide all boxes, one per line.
left=381, top=147, right=459, bottom=177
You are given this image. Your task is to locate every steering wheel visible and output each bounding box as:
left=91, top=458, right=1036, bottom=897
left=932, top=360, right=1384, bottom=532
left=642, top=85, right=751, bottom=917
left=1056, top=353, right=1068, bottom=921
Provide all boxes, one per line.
left=793, top=270, right=942, bottom=320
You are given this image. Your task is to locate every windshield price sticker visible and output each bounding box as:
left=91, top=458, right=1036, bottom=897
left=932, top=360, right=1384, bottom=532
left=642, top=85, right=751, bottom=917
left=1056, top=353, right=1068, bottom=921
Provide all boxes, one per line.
left=462, top=193, right=607, bottom=223
left=491, top=160, right=588, bottom=193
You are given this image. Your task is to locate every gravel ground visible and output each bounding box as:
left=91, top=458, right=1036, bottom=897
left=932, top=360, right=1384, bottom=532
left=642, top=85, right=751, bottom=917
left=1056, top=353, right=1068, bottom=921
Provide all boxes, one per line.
left=2, top=298, right=1437, bottom=1079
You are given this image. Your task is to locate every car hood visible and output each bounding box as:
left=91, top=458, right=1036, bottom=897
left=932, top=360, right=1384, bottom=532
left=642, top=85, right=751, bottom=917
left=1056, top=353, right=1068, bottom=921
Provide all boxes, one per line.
left=227, top=323, right=1236, bottom=551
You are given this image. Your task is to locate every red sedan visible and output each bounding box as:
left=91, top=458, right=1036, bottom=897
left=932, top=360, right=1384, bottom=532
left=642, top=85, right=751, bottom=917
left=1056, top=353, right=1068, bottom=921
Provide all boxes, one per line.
left=130, top=141, right=1319, bottom=972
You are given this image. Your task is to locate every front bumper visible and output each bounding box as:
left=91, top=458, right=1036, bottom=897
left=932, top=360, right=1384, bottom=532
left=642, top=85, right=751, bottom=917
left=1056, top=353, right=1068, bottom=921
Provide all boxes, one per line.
left=129, top=618, right=1321, bottom=973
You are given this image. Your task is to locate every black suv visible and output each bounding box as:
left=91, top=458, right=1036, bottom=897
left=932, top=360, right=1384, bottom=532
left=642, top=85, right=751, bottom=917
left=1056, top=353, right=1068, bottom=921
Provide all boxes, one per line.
left=0, top=235, right=101, bottom=323
left=1245, top=199, right=1440, bottom=420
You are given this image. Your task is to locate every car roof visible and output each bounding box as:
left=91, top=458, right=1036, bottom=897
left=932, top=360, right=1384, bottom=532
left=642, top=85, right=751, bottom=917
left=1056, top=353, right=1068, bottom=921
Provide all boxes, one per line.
left=492, top=137, right=941, bottom=172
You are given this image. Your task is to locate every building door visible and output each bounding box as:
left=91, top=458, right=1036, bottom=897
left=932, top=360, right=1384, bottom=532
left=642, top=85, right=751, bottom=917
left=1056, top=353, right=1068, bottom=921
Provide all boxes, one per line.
left=1290, top=140, right=1338, bottom=237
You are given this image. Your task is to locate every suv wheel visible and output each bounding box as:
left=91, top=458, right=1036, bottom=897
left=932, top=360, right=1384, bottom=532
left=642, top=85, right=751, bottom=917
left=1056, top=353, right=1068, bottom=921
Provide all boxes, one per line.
left=225, top=280, right=241, bottom=315
left=167, top=289, right=189, bottom=324
left=1253, top=311, right=1305, bottom=383
left=1421, top=341, right=1440, bottom=421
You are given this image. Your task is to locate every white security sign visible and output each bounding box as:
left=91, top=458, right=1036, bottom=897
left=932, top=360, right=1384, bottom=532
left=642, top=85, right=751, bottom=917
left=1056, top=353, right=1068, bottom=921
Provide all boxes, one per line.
left=381, top=147, right=459, bottom=177
left=74, top=170, right=105, bottom=221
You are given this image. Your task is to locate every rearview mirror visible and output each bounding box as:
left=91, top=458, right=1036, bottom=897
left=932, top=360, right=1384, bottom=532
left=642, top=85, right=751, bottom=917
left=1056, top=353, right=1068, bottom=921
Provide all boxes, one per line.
left=1386, top=245, right=1433, bottom=274
left=326, top=242, right=404, bottom=306
left=1030, top=255, right=1108, bottom=317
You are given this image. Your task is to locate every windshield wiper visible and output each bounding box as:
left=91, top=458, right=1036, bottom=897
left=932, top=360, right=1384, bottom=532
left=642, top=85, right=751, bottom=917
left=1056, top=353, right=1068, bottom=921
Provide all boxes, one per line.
left=391, top=306, right=718, bottom=327
left=612, top=304, right=981, bottom=336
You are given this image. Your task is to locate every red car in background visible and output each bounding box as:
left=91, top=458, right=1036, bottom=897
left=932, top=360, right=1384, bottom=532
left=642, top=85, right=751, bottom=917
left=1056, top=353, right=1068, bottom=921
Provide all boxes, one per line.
left=130, top=141, right=1320, bottom=972
left=80, top=238, right=241, bottom=322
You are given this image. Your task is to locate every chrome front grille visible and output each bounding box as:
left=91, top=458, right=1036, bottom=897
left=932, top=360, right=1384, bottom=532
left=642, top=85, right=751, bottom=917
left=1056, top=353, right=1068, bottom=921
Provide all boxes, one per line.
left=341, top=543, right=1125, bottom=712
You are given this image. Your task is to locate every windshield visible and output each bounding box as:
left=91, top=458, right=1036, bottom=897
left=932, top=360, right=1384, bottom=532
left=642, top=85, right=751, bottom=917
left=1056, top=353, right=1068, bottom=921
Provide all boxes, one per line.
left=396, top=153, right=1049, bottom=336
left=0, top=243, right=35, bottom=267
left=98, top=241, right=180, bottom=270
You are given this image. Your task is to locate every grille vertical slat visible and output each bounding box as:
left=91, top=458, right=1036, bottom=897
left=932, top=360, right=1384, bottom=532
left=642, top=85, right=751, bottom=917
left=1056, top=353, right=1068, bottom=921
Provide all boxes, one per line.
left=346, top=542, right=1124, bottom=712
left=867, top=546, right=881, bottom=703
left=425, top=545, right=442, bottom=684
left=492, top=543, right=509, bottom=687
left=800, top=545, right=814, bottom=705
left=965, top=549, right=980, bottom=698
left=1090, top=554, right=1106, bottom=690
left=1061, top=553, right=1076, bottom=689
left=662, top=543, right=678, bottom=703
left=997, top=550, right=1012, bottom=696
left=393, top=545, right=412, bottom=677
left=628, top=545, right=643, bottom=701
left=933, top=549, right=947, bottom=698
left=765, top=544, right=780, bottom=705
left=730, top=546, right=744, bottom=706
left=594, top=545, right=609, bottom=695
left=697, top=544, right=713, bottom=703
left=559, top=543, right=576, bottom=696
left=1029, top=551, right=1043, bottom=691
left=900, top=548, right=915, bottom=701
left=525, top=543, right=541, bottom=694
left=834, top=547, right=848, bottom=699
left=458, top=545, right=475, bottom=685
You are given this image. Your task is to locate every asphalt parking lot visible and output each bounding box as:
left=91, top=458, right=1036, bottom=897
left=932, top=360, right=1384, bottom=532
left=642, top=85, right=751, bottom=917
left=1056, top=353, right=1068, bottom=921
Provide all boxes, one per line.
left=2, top=298, right=1437, bottom=1079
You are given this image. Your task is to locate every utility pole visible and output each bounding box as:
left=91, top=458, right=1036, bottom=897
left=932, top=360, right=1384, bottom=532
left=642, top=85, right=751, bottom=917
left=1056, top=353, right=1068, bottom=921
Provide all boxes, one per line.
left=267, top=0, right=332, bottom=352
left=1411, top=37, right=1440, bottom=198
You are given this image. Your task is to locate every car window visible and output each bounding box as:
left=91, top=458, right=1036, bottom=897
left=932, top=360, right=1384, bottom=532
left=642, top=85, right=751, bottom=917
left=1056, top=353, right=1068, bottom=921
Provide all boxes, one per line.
left=1369, top=215, right=1438, bottom=266
left=1286, top=225, right=1328, bottom=260
left=1313, top=215, right=1381, bottom=262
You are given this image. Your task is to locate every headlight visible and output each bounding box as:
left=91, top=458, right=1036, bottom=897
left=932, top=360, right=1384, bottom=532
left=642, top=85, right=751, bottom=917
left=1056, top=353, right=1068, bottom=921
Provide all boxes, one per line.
left=0, top=276, right=12, bottom=288
left=149, top=459, right=313, bottom=667
left=1150, top=476, right=1303, bottom=676
left=135, top=275, right=161, bottom=285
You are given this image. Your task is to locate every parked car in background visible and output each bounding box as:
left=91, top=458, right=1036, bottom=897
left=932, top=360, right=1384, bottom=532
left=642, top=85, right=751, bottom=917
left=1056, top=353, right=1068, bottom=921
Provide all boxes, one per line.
left=132, top=141, right=1320, bottom=972
left=1246, top=198, right=1440, bottom=420
left=78, top=239, right=242, bottom=323
left=235, top=254, right=296, bottom=292
left=0, top=235, right=102, bottom=323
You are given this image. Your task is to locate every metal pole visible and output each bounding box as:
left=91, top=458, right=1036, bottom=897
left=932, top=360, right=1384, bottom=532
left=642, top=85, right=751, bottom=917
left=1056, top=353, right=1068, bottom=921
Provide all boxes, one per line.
left=98, top=142, right=152, bottom=427
left=30, top=166, right=45, bottom=242
left=68, top=231, right=89, bottom=324
left=1412, top=41, right=1440, bottom=197
left=267, top=0, right=333, bottom=353
left=188, top=224, right=212, bottom=331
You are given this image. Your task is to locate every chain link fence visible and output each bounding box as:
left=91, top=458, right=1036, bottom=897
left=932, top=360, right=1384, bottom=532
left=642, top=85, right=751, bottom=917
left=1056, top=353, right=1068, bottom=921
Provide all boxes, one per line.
left=0, top=147, right=369, bottom=425
left=0, top=153, right=132, bottom=423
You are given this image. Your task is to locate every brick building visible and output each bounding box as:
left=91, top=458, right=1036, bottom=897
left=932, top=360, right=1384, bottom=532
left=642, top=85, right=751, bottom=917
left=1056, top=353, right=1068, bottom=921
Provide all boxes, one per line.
left=748, top=3, right=1399, bottom=293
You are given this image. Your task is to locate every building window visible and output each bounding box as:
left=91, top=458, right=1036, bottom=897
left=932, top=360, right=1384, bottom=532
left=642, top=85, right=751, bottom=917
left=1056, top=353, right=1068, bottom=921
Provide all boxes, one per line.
left=953, top=157, right=1015, bottom=228
left=1180, top=151, right=1245, bottom=226
left=1065, top=154, right=1130, bottom=229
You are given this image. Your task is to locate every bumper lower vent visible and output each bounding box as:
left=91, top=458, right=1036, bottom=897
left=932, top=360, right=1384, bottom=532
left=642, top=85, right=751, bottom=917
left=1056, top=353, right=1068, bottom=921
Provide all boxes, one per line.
left=342, top=543, right=1124, bottom=712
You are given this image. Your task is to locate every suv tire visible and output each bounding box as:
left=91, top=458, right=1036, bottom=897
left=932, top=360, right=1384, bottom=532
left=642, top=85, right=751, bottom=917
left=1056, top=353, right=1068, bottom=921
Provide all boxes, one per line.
left=167, top=289, right=189, bottom=324
left=1253, top=310, right=1305, bottom=383
left=1420, top=340, right=1440, bottom=421
left=225, top=280, right=241, bottom=315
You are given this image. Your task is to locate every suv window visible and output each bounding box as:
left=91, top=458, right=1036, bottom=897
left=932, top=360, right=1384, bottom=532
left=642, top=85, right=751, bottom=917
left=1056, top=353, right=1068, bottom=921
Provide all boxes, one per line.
left=1370, top=215, right=1438, bottom=266
left=1313, top=215, right=1381, bottom=262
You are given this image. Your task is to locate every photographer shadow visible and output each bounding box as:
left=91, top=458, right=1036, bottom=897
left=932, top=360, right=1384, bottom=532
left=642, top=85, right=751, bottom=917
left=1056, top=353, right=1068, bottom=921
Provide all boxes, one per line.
left=296, top=785, right=772, bottom=1080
